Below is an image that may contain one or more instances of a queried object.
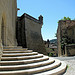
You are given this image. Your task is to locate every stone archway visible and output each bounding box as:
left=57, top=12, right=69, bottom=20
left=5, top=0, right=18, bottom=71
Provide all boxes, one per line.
left=1, top=18, right=5, bottom=45
left=1, top=15, right=6, bottom=46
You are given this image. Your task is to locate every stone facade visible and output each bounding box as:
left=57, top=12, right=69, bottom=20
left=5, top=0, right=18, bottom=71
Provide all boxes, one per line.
left=0, top=0, right=47, bottom=60
left=57, top=20, right=75, bottom=56
left=17, top=13, right=46, bottom=55
left=0, top=0, right=17, bottom=60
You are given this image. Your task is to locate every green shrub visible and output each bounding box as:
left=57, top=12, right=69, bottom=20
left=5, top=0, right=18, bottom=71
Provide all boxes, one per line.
left=49, top=52, right=53, bottom=57
left=61, top=17, right=71, bottom=20
left=58, top=16, right=71, bottom=23
left=66, top=65, right=69, bottom=70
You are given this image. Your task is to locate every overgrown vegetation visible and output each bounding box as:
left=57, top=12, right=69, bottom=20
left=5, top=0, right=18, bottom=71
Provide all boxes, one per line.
left=46, top=48, right=53, bottom=51
left=49, top=52, right=53, bottom=57
left=58, top=16, right=71, bottom=23
left=61, top=17, right=71, bottom=20
left=66, top=65, right=69, bottom=70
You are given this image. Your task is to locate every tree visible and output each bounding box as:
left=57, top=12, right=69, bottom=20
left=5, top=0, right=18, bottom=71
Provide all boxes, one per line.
left=55, top=33, right=57, bottom=37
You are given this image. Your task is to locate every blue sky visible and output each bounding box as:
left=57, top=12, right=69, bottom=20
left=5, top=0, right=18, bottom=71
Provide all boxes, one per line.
left=17, top=0, right=75, bottom=41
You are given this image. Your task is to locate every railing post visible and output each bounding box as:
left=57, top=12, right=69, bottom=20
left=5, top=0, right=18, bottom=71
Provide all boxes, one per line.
left=65, top=44, right=68, bottom=56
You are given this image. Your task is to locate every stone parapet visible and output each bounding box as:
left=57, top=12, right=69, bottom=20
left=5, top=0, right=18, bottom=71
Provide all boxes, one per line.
left=19, top=13, right=43, bottom=24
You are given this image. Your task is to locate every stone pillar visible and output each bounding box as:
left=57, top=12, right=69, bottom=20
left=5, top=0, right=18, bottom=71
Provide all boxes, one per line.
left=57, top=22, right=62, bottom=56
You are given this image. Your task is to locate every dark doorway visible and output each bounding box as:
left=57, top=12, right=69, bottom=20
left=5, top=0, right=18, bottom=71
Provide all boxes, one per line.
left=1, top=18, right=5, bottom=46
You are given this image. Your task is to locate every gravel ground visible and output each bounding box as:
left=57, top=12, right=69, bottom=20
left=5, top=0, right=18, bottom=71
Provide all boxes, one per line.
left=63, top=60, right=75, bottom=75
left=54, top=56, right=75, bottom=75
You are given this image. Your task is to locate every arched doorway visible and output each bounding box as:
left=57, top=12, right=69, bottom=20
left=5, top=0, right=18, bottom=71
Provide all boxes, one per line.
left=1, top=18, right=5, bottom=46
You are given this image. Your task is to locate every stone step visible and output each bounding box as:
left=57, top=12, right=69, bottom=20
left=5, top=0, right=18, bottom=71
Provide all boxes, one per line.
left=3, top=48, right=28, bottom=51
left=0, top=59, right=61, bottom=75
left=1, top=54, right=43, bottom=61
left=2, top=52, right=38, bottom=57
left=0, top=58, right=55, bottom=71
left=3, top=46, right=23, bottom=49
left=34, top=61, right=66, bottom=75
left=3, top=46, right=22, bottom=48
left=0, top=56, right=49, bottom=65
left=0, top=47, right=67, bottom=75
left=3, top=50, right=33, bottom=53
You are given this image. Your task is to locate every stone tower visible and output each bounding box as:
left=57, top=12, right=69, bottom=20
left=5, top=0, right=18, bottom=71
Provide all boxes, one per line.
left=16, top=13, right=47, bottom=55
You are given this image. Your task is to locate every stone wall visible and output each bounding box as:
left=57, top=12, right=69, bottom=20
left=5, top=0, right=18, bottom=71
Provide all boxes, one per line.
left=66, top=45, right=75, bottom=56
left=0, top=0, right=17, bottom=60
left=57, top=20, right=75, bottom=56
left=17, top=13, right=47, bottom=55
left=16, top=17, right=27, bottom=47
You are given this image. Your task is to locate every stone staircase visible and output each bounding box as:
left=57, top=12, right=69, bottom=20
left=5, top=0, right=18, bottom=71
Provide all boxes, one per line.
left=0, top=46, right=67, bottom=75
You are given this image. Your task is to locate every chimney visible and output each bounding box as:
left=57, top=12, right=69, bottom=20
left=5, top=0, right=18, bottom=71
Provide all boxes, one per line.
left=38, top=15, right=43, bottom=24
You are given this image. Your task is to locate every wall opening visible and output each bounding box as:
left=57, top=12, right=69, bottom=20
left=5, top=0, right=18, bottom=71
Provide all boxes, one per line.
left=16, top=18, right=27, bottom=48
left=1, top=18, right=5, bottom=46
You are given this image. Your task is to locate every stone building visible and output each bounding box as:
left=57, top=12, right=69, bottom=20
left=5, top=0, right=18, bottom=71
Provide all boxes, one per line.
left=0, top=0, right=46, bottom=59
left=0, top=0, right=17, bottom=60
left=16, top=13, right=46, bottom=55
left=0, top=1, right=67, bottom=74
left=57, top=20, right=75, bottom=56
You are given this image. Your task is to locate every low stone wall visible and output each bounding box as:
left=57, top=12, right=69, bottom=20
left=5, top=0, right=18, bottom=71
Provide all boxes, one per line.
left=68, top=49, right=75, bottom=56
left=66, top=45, right=75, bottom=56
